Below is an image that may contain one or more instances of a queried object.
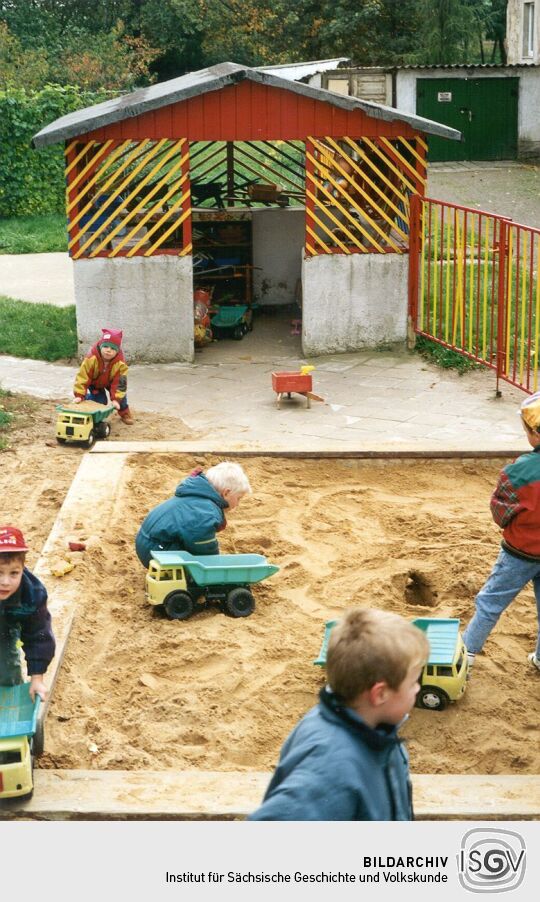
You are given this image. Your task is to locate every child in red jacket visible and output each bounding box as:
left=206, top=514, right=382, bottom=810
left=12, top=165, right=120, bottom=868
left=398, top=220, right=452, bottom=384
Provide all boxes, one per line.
left=73, top=327, right=134, bottom=425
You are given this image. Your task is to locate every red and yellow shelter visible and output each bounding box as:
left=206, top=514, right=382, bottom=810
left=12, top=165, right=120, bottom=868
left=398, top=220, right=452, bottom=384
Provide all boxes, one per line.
left=34, top=62, right=460, bottom=361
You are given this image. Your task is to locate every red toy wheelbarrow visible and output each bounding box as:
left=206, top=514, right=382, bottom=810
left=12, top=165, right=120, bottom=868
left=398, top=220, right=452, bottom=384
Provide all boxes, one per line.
left=271, top=366, right=323, bottom=409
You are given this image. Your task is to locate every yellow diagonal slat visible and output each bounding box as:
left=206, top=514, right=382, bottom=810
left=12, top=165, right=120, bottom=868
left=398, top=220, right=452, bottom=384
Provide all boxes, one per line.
left=378, top=137, right=423, bottom=189
left=395, top=137, right=427, bottom=178
left=144, top=202, right=191, bottom=257
left=306, top=242, right=317, bottom=256
left=110, top=150, right=188, bottom=257
left=310, top=138, right=405, bottom=247
left=179, top=242, right=192, bottom=257
left=89, top=140, right=182, bottom=258
left=65, top=141, right=95, bottom=176
left=320, top=136, right=409, bottom=228
left=67, top=141, right=116, bottom=199
left=306, top=157, right=383, bottom=252
left=341, top=136, right=408, bottom=209
left=362, top=137, right=416, bottom=195
left=305, top=188, right=353, bottom=253
left=308, top=173, right=375, bottom=252
left=73, top=139, right=169, bottom=258
left=416, top=136, right=428, bottom=153
left=68, top=141, right=134, bottom=222
left=69, top=140, right=151, bottom=248
left=64, top=140, right=78, bottom=158
left=306, top=223, right=332, bottom=254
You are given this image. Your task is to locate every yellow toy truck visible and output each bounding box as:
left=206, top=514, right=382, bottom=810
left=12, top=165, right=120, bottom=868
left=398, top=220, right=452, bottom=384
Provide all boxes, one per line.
left=314, top=616, right=468, bottom=711
left=56, top=400, right=114, bottom=448
left=0, top=684, right=44, bottom=800
left=146, top=550, right=279, bottom=620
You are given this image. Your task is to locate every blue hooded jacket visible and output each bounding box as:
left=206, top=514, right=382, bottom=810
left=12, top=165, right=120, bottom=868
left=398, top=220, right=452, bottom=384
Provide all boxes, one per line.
left=248, top=687, right=413, bottom=821
left=135, top=472, right=227, bottom=567
left=0, top=568, right=55, bottom=676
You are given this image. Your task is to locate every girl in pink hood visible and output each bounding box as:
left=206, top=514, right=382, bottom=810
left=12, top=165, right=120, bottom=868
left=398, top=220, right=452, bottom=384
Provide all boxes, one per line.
left=73, top=328, right=133, bottom=424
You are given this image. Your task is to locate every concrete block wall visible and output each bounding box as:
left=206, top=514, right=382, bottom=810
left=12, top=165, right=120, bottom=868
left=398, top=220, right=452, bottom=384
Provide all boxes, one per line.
left=73, top=255, right=194, bottom=362
left=252, top=207, right=305, bottom=305
left=301, top=253, right=408, bottom=355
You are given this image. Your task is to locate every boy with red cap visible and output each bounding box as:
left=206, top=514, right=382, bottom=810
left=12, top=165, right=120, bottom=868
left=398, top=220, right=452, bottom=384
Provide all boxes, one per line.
left=73, top=327, right=134, bottom=425
left=0, top=526, right=55, bottom=701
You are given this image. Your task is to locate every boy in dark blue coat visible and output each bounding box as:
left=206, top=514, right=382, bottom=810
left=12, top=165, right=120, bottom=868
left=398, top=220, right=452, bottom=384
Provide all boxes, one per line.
left=249, top=608, right=429, bottom=821
left=135, top=461, right=252, bottom=567
left=0, top=526, right=55, bottom=701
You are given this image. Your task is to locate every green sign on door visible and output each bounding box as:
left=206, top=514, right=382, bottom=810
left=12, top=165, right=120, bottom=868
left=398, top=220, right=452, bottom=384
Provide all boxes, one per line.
left=417, top=77, right=518, bottom=162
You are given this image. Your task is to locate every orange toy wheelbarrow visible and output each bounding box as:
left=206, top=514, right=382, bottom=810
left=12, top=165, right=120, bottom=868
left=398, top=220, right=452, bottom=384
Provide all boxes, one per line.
left=271, top=366, right=323, bottom=409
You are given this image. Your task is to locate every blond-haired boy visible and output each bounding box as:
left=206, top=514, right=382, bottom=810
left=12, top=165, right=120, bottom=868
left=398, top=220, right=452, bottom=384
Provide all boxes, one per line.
left=249, top=607, right=428, bottom=821
left=135, top=461, right=252, bottom=567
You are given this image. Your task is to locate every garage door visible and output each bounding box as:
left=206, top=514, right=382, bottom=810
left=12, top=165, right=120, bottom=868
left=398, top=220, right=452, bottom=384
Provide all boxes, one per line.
left=417, top=77, right=518, bottom=162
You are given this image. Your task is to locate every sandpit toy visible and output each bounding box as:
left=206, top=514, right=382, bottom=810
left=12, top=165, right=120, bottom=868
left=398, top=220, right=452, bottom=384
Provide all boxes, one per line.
left=56, top=399, right=115, bottom=448
left=0, top=684, right=43, bottom=800
left=314, top=616, right=469, bottom=711
left=146, top=550, right=279, bottom=620
left=272, top=365, right=323, bottom=409
left=211, top=304, right=252, bottom=340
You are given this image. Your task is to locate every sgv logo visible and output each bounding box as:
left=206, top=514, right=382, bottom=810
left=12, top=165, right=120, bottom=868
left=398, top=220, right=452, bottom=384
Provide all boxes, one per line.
left=457, top=828, right=526, bottom=893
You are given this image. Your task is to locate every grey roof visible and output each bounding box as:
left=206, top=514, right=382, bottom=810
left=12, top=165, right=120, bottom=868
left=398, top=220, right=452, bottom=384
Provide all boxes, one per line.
left=33, top=61, right=461, bottom=149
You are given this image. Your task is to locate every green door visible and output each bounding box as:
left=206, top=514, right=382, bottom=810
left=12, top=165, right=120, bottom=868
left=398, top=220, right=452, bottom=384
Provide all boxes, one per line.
left=416, top=77, right=518, bottom=162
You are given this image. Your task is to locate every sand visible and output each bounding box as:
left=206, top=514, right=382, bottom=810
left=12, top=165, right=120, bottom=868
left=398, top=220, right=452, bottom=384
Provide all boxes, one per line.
left=37, top=454, right=540, bottom=777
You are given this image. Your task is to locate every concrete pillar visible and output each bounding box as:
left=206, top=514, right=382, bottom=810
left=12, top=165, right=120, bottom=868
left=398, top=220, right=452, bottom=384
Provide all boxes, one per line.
left=302, top=253, right=409, bottom=355
left=73, top=255, right=194, bottom=362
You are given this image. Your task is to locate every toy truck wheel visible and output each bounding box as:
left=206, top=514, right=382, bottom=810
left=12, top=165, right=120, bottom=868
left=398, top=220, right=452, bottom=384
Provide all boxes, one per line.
left=417, top=686, right=449, bottom=711
left=32, top=717, right=44, bottom=758
left=95, top=422, right=111, bottom=439
left=85, top=430, right=96, bottom=449
left=225, top=587, right=255, bottom=618
left=56, top=437, right=67, bottom=444
left=164, top=591, right=194, bottom=620
left=233, top=325, right=244, bottom=340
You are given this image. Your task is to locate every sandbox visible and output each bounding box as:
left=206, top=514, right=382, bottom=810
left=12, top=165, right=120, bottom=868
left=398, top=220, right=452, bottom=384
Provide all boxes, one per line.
left=4, top=447, right=540, bottom=819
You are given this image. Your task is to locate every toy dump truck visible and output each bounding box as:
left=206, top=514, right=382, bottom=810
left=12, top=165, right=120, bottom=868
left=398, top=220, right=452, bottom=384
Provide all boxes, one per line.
left=314, top=616, right=468, bottom=711
left=56, top=400, right=115, bottom=448
left=0, top=684, right=43, bottom=800
left=146, top=550, right=279, bottom=620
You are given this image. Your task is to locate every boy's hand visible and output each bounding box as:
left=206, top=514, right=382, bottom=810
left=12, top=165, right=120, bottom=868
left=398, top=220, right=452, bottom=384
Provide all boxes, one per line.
left=72, top=396, right=82, bottom=404
left=29, top=676, right=48, bottom=702
left=112, top=400, right=121, bottom=410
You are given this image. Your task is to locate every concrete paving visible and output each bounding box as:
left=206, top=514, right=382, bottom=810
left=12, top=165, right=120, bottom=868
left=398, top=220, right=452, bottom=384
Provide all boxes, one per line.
left=0, top=325, right=527, bottom=452
left=0, top=252, right=74, bottom=306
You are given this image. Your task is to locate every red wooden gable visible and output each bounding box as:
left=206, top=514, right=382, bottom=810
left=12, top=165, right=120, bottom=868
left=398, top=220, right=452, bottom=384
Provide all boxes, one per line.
left=82, top=80, right=420, bottom=144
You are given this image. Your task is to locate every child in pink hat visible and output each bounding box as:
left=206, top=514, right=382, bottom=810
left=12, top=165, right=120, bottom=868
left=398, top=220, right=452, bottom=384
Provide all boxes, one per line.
left=73, top=328, right=134, bottom=424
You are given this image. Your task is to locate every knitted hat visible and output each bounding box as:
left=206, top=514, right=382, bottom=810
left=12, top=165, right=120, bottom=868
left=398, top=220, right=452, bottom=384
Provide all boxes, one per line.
left=520, top=392, right=540, bottom=432
left=0, top=525, right=28, bottom=553
left=99, top=328, right=123, bottom=351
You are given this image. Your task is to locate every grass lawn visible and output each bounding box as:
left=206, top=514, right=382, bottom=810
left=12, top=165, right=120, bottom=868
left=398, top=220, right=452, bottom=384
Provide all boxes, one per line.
left=0, top=297, right=77, bottom=361
left=0, top=214, right=67, bottom=254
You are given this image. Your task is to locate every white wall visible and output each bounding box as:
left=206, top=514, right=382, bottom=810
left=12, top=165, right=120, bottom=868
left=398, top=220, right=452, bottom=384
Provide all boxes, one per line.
left=507, top=0, right=540, bottom=64
left=396, top=66, right=540, bottom=158
left=302, top=253, right=408, bottom=355
left=74, top=255, right=194, bottom=362
left=252, top=207, right=305, bottom=305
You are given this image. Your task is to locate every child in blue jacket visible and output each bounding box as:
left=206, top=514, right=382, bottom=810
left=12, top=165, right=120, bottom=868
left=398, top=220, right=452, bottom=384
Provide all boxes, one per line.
left=249, top=608, right=429, bottom=821
left=135, top=461, right=251, bottom=567
left=0, top=526, right=55, bottom=701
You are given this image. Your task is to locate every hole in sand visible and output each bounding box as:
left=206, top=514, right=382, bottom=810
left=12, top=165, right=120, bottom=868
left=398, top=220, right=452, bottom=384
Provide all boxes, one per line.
left=405, top=570, right=437, bottom=607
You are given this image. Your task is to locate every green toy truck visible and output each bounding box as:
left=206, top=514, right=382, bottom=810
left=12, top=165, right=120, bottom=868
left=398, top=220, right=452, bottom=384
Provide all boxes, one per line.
left=56, top=400, right=114, bottom=448
left=146, top=550, right=279, bottom=620
left=314, top=616, right=469, bottom=711
left=0, top=684, right=44, bottom=801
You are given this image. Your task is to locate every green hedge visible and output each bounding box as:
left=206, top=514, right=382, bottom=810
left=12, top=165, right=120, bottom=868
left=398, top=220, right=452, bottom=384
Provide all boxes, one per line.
left=0, top=84, right=112, bottom=218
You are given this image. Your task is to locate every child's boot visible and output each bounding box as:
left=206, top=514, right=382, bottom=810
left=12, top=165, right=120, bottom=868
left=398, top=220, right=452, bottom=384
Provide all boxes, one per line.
left=119, top=407, right=134, bottom=425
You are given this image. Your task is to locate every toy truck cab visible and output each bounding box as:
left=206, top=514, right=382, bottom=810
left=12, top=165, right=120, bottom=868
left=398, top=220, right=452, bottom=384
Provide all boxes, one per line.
left=56, top=401, right=114, bottom=448
left=145, top=550, right=279, bottom=621
left=0, top=685, right=43, bottom=801
left=412, top=617, right=469, bottom=710
left=314, top=616, right=469, bottom=711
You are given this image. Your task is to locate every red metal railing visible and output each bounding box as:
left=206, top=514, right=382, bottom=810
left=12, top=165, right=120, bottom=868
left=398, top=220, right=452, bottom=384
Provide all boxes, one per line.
left=409, top=194, right=540, bottom=395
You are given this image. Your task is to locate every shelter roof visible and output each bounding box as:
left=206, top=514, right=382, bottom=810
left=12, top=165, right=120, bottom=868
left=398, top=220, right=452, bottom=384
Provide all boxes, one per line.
left=33, top=61, right=461, bottom=149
